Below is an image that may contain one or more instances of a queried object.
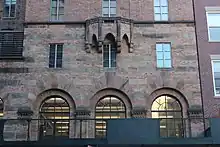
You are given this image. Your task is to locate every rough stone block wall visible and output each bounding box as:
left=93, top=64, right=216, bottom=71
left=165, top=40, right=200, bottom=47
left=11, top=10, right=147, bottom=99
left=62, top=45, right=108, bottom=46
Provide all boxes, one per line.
left=25, top=0, right=194, bottom=22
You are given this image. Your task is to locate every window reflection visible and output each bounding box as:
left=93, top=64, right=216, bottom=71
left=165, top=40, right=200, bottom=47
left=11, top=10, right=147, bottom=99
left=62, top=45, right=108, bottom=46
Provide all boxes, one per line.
left=151, top=95, right=183, bottom=137
left=95, top=96, right=126, bottom=137
left=39, top=97, right=70, bottom=137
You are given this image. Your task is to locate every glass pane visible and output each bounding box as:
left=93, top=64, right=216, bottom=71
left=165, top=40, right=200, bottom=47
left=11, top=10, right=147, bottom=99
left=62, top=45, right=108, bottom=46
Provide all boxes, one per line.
left=164, top=52, right=171, bottom=59
left=51, top=0, right=57, bottom=7
left=59, top=0, right=64, bottom=7
left=208, top=13, right=220, bottom=26
left=154, top=0, right=160, bottom=6
left=154, top=7, right=160, bottom=13
left=164, top=60, right=171, bottom=68
left=58, top=14, right=64, bottom=20
left=157, top=52, right=163, bottom=60
left=103, top=8, right=109, bottom=15
left=161, top=6, right=168, bottom=13
left=51, top=15, right=57, bottom=21
left=161, top=0, right=168, bottom=6
left=213, top=61, right=220, bottom=72
left=103, top=0, right=109, bottom=7
left=110, top=0, right=116, bottom=7
left=155, top=14, right=161, bottom=21
left=156, top=44, right=163, bottom=51
left=157, top=60, right=164, bottom=68
left=51, top=8, right=57, bottom=14
left=59, top=7, right=64, bottom=14
left=162, top=14, right=168, bottom=20
left=209, top=27, right=220, bottom=41
left=215, top=77, right=220, bottom=87
left=163, top=44, right=170, bottom=51
left=110, top=8, right=116, bottom=15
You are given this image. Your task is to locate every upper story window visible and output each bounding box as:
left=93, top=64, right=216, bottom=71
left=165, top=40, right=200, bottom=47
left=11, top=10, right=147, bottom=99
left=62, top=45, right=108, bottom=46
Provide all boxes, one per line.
left=102, top=0, right=116, bottom=17
left=3, top=0, right=16, bottom=18
left=154, top=0, right=168, bottom=21
left=206, top=9, right=220, bottom=42
left=156, top=43, right=172, bottom=68
left=103, top=34, right=117, bottom=69
left=211, top=60, right=220, bottom=96
left=51, top=0, right=64, bottom=21
left=49, top=44, right=63, bottom=68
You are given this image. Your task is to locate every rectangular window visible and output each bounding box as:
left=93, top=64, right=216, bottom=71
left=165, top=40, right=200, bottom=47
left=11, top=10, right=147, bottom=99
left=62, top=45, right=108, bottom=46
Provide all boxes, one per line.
left=207, top=13, right=220, bottom=41
left=154, top=0, right=168, bottom=21
left=51, top=0, right=64, bottom=21
left=103, top=44, right=116, bottom=68
left=49, top=44, right=63, bottom=68
left=102, top=0, right=116, bottom=17
left=3, top=0, right=16, bottom=18
left=212, top=60, right=220, bottom=96
left=156, top=43, right=172, bottom=68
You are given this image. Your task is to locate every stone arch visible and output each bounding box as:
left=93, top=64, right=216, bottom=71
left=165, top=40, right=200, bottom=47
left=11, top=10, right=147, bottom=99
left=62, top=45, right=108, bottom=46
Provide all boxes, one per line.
left=90, top=88, right=132, bottom=117
left=103, top=33, right=116, bottom=45
left=122, top=34, right=130, bottom=52
left=33, top=88, right=76, bottom=117
left=148, top=87, right=189, bottom=118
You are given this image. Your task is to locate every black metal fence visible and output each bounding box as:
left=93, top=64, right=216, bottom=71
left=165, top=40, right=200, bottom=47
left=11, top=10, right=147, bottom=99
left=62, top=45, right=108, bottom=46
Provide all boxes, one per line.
left=0, top=118, right=211, bottom=141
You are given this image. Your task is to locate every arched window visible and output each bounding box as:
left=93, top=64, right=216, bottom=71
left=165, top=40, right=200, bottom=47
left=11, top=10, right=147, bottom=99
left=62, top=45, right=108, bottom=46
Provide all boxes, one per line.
left=95, top=96, right=126, bottom=137
left=39, top=97, right=70, bottom=137
left=151, top=95, right=183, bottom=137
left=0, top=98, right=3, bottom=118
left=103, top=33, right=117, bottom=68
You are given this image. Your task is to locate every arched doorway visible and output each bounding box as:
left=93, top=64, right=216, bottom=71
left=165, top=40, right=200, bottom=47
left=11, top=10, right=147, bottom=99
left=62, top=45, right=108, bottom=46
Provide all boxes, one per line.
left=39, top=97, right=70, bottom=137
left=151, top=95, right=183, bottom=137
left=95, top=96, right=126, bottom=137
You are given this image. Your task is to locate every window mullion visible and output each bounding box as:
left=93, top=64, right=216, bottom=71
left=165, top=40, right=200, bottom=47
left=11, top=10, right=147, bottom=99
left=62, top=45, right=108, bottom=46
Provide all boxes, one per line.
left=109, top=0, right=111, bottom=17
left=109, top=45, right=111, bottom=68
left=9, top=0, right=12, bottom=17
left=57, top=0, right=60, bottom=20
left=54, top=45, right=58, bottom=68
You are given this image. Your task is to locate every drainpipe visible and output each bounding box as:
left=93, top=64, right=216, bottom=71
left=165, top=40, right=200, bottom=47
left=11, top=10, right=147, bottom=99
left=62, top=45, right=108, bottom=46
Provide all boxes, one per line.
left=192, top=0, right=206, bottom=131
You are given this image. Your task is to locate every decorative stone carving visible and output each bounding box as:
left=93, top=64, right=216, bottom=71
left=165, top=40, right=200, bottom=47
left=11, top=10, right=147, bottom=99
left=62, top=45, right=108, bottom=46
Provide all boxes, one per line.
left=85, top=17, right=134, bottom=53
left=131, top=107, right=147, bottom=118
left=17, top=106, right=33, bottom=120
left=188, top=105, right=203, bottom=124
left=85, top=42, right=91, bottom=53
left=129, top=42, right=134, bottom=53
left=74, top=107, right=91, bottom=119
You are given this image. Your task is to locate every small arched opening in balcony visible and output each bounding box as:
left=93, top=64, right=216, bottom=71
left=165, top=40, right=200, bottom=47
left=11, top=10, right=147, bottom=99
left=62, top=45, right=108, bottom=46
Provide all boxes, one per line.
left=103, top=33, right=117, bottom=69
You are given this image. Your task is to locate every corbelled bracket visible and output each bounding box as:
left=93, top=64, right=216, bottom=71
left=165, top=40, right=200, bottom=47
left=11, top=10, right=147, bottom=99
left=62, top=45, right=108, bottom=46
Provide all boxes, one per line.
left=131, top=107, right=147, bottom=118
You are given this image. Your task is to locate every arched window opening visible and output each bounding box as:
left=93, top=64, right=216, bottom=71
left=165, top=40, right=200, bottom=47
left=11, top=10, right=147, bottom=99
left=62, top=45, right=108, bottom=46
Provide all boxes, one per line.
left=0, top=99, right=3, bottom=118
left=151, top=95, right=183, bottom=137
left=103, top=33, right=117, bottom=68
left=92, top=34, right=98, bottom=51
left=95, top=96, right=126, bottom=137
left=39, top=97, right=70, bottom=137
left=122, top=34, right=129, bottom=52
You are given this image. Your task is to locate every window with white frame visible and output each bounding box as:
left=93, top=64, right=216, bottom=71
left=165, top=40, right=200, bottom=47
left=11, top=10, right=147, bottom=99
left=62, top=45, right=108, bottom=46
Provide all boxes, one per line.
left=51, top=0, right=64, bottom=21
left=103, top=44, right=116, bottom=68
left=102, top=0, right=116, bottom=17
left=156, top=43, right=172, bottom=68
left=154, top=0, right=168, bottom=21
left=206, top=12, right=220, bottom=41
left=212, top=60, right=220, bottom=96
left=49, top=44, right=63, bottom=68
left=3, top=0, right=16, bottom=18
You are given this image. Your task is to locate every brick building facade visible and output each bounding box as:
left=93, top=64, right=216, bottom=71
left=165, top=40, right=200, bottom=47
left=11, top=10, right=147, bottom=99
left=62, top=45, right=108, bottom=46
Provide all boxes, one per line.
left=194, top=0, right=220, bottom=118
left=0, top=0, right=205, bottom=141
